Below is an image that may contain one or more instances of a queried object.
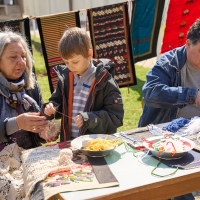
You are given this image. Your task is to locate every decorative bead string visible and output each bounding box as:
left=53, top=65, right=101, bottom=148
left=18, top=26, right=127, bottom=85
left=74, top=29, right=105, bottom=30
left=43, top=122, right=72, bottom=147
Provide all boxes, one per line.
left=119, top=131, right=137, bottom=143
left=147, top=124, right=165, bottom=136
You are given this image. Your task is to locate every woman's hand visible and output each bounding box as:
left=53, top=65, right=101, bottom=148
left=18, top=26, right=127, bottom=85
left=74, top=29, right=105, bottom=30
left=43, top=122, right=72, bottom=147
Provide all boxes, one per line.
left=39, top=127, right=59, bottom=142
left=16, top=112, right=48, bottom=133
left=74, top=114, right=83, bottom=128
left=44, top=103, right=56, bottom=116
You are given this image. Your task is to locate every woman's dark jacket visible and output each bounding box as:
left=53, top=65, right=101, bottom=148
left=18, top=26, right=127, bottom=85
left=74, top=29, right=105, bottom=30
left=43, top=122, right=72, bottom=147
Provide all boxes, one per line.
left=0, top=76, right=45, bottom=149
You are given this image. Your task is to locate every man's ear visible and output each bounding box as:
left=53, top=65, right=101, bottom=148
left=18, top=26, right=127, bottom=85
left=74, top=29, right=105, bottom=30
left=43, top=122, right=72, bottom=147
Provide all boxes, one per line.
left=88, top=49, right=93, bottom=59
left=186, top=39, right=191, bottom=49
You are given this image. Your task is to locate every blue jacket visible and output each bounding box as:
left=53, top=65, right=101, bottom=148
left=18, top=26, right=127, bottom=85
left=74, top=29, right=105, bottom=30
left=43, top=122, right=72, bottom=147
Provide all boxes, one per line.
left=138, top=45, right=198, bottom=127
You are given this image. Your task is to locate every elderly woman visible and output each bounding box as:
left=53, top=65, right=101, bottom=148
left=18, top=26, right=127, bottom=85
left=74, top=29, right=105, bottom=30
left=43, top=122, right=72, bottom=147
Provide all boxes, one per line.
left=0, top=29, right=54, bottom=151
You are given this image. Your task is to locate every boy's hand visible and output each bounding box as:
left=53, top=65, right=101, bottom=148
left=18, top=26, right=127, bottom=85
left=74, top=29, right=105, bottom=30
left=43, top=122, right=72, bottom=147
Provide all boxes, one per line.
left=74, top=115, right=83, bottom=128
left=44, top=103, right=56, bottom=116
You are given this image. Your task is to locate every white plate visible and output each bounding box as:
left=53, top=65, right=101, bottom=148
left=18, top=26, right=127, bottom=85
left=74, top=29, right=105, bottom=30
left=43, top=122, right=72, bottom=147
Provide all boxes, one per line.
left=143, top=135, right=195, bottom=160
left=71, top=134, right=117, bottom=157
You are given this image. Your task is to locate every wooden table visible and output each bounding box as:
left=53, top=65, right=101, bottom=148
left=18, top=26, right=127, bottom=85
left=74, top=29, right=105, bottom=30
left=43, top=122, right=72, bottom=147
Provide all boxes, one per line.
left=50, top=138, right=200, bottom=200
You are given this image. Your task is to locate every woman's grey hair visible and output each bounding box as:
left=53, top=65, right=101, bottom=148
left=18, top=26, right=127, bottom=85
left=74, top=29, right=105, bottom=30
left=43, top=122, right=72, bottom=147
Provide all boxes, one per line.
left=0, top=28, right=35, bottom=89
left=187, top=18, right=200, bottom=45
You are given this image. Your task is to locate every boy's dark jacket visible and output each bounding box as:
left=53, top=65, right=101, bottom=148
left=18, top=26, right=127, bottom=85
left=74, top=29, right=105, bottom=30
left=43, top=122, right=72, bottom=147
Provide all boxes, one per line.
left=42, top=59, right=124, bottom=141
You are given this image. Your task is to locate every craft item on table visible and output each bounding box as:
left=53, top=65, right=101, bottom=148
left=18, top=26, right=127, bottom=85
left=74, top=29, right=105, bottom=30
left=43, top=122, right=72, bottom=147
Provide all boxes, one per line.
left=125, top=126, right=149, bottom=135
left=148, top=124, right=172, bottom=136
left=185, top=134, right=200, bottom=153
left=153, top=149, right=200, bottom=170
left=161, top=0, right=200, bottom=53
left=130, top=0, right=165, bottom=62
left=142, top=134, right=195, bottom=160
left=162, top=117, right=190, bottom=133
left=114, top=129, right=153, bottom=149
left=36, top=12, right=81, bottom=93
left=87, top=2, right=136, bottom=87
left=150, top=136, right=188, bottom=153
left=0, top=143, right=24, bottom=200
left=119, top=131, right=144, bottom=149
left=181, top=117, right=200, bottom=136
left=31, top=147, right=118, bottom=199
left=0, top=142, right=119, bottom=200
left=46, top=119, right=61, bottom=138
left=197, top=133, right=200, bottom=144
left=21, top=145, right=73, bottom=199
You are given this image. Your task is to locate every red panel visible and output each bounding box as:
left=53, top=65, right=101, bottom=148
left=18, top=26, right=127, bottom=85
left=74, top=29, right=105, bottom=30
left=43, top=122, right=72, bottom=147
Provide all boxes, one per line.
left=161, top=0, right=200, bottom=53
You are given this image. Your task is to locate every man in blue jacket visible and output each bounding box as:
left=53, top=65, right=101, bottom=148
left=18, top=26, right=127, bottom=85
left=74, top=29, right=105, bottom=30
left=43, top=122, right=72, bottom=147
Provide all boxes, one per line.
left=139, top=18, right=200, bottom=200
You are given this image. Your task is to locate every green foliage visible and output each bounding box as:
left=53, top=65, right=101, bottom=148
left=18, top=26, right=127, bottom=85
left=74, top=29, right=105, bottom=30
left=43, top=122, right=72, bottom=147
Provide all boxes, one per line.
left=32, top=38, right=150, bottom=131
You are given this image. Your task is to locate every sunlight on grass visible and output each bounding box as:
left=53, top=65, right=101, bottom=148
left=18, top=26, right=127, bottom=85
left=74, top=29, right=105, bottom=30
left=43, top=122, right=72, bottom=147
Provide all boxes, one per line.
left=32, top=37, right=46, bottom=74
left=119, top=65, right=150, bottom=131
left=37, top=76, right=51, bottom=102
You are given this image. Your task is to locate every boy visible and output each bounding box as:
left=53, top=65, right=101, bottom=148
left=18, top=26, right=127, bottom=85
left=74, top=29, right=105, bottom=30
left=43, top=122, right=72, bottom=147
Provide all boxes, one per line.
left=43, top=27, right=124, bottom=141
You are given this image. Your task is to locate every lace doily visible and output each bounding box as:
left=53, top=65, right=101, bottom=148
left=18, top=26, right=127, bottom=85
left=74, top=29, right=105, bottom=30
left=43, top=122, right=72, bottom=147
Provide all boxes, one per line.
left=0, top=143, right=24, bottom=200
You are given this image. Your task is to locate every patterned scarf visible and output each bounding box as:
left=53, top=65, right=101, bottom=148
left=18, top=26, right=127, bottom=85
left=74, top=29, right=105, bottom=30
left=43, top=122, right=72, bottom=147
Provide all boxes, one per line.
left=7, top=77, right=40, bottom=112
left=8, top=79, right=25, bottom=108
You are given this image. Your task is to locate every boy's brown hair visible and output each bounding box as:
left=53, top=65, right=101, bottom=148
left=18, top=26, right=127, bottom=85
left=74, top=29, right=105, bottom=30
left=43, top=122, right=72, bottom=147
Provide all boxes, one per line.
left=58, top=27, right=92, bottom=59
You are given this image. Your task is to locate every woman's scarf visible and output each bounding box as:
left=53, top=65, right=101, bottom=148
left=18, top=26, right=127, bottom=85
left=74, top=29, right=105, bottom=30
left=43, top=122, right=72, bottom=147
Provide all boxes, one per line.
left=7, top=76, right=40, bottom=112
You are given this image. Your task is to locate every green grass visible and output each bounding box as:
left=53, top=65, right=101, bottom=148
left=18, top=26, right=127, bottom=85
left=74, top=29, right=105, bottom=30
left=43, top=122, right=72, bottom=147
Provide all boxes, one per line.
left=32, top=36, right=46, bottom=74
left=31, top=37, right=150, bottom=131
left=120, top=66, right=149, bottom=130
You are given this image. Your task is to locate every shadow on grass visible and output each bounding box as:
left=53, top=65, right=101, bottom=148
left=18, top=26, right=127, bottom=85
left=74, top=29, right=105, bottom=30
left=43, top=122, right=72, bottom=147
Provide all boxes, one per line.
left=129, top=77, right=146, bottom=102
left=31, top=39, right=43, bottom=55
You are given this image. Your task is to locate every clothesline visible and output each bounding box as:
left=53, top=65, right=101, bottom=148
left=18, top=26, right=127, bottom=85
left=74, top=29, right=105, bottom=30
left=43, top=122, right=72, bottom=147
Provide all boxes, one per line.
left=29, top=8, right=86, bottom=20
left=28, top=0, right=134, bottom=20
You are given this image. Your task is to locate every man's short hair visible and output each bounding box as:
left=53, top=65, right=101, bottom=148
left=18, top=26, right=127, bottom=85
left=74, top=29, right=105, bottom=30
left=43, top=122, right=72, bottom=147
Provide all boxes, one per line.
left=187, top=18, right=200, bottom=45
left=58, top=27, right=92, bottom=59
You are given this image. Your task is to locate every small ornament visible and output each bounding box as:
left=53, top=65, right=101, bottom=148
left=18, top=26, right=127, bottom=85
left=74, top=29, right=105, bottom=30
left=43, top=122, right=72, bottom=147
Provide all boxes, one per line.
left=46, top=119, right=61, bottom=138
